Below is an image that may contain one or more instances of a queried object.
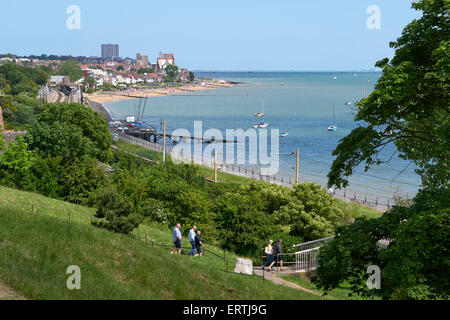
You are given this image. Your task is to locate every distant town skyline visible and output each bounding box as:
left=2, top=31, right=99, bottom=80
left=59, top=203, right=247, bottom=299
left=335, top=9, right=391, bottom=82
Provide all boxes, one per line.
left=0, top=0, right=421, bottom=71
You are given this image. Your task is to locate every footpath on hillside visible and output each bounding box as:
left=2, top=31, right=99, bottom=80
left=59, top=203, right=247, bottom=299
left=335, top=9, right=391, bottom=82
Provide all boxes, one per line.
left=0, top=280, right=26, bottom=300
left=252, top=268, right=324, bottom=298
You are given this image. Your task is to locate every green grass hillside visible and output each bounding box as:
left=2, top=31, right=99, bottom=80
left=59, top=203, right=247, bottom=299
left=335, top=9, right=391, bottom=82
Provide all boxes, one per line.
left=0, top=186, right=327, bottom=300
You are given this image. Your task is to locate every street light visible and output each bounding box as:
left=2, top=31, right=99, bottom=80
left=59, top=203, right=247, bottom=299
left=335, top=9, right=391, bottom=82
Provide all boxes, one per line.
left=272, top=149, right=299, bottom=184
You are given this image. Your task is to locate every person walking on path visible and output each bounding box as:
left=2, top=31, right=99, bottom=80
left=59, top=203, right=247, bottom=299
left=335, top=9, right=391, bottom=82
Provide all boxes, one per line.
left=262, top=240, right=274, bottom=271
left=195, top=231, right=205, bottom=256
left=268, top=240, right=283, bottom=271
left=172, top=224, right=182, bottom=254
left=188, top=226, right=197, bottom=256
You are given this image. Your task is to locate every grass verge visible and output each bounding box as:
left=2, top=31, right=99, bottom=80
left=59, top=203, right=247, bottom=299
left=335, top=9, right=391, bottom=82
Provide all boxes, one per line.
left=0, top=186, right=325, bottom=300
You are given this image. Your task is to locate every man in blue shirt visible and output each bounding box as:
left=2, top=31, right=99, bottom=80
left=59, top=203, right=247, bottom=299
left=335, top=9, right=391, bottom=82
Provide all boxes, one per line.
left=172, top=223, right=182, bottom=254
left=188, top=226, right=197, bottom=256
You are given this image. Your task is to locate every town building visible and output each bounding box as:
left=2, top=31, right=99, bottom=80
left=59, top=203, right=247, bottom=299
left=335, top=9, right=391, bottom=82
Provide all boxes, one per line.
left=136, top=53, right=149, bottom=68
left=101, top=44, right=120, bottom=62
left=157, top=53, right=175, bottom=70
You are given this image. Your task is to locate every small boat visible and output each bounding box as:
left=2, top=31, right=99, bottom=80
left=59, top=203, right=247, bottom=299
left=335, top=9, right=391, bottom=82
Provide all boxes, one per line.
left=332, top=76, right=337, bottom=80
left=258, top=121, right=269, bottom=128
left=345, top=101, right=352, bottom=106
left=328, top=124, right=337, bottom=132
left=328, top=103, right=338, bottom=132
left=254, top=120, right=268, bottom=128
left=254, top=100, right=265, bottom=117
left=280, top=120, right=288, bottom=137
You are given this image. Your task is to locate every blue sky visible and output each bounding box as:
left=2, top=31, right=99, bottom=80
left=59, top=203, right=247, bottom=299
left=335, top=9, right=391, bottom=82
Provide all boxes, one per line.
left=0, top=0, right=421, bottom=71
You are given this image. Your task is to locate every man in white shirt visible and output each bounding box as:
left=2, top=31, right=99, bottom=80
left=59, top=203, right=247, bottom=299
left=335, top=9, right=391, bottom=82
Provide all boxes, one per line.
left=188, top=226, right=197, bottom=256
left=172, top=224, right=182, bottom=254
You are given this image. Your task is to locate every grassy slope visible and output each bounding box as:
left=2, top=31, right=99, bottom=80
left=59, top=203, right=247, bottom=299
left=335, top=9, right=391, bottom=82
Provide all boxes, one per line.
left=0, top=186, right=324, bottom=300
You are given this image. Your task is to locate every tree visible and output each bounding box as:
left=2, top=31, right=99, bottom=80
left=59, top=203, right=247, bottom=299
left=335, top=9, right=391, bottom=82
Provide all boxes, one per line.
left=85, top=77, right=96, bottom=89
left=0, top=63, right=49, bottom=96
left=328, top=0, right=450, bottom=190
left=315, top=206, right=409, bottom=298
left=26, top=121, right=97, bottom=164
left=189, top=71, right=195, bottom=82
left=100, top=82, right=115, bottom=92
left=315, top=186, right=449, bottom=299
left=57, top=60, right=83, bottom=82
left=137, top=67, right=154, bottom=74
left=165, top=65, right=179, bottom=82
left=117, top=65, right=124, bottom=71
left=32, top=103, right=112, bottom=162
left=2, top=95, right=41, bottom=129
left=381, top=208, right=449, bottom=300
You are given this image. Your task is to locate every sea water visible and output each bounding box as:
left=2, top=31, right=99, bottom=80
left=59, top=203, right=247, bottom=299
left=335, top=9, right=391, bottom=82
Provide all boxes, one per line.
left=106, top=72, right=421, bottom=199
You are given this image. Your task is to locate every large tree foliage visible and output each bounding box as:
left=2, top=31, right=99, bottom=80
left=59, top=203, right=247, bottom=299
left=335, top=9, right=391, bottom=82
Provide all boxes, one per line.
left=381, top=207, right=449, bottom=300
left=165, top=64, right=179, bottom=82
left=0, top=64, right=48, bottom=129
left=315, top=186, right=449, bottom=300
left=137, top=67, right=155, bottom=74
left=57, top=60, right=83, bottom=82
left=328, top=0, right=450, bottom=189
left=0, top=63, right=49, bottom=95
left=29, top=103, right=112, bottom=162
left=27, top=121, right=96, bottom=163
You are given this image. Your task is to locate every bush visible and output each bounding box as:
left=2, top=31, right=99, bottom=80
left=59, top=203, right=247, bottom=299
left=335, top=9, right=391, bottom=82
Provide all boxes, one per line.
left=216, top=192, right=272, bottom=256
left=58, top=156, right=107, bottom=204
left=93, top=187, right=144, bottom=234
left=30, top=155, right=64, bottom=199
left=275, top=183, right=344, bottom=240
left=0, top=138, right=36, bottom=190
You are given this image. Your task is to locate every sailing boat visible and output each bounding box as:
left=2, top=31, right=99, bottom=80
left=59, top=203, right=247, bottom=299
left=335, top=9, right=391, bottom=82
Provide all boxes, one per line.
left=254, top=100, right=268, bottom=128
left=254, top=119, right=268, bottom=128
left=254, top=100, right=265, bottom=117
left=328, top=103, right=337, bottom=132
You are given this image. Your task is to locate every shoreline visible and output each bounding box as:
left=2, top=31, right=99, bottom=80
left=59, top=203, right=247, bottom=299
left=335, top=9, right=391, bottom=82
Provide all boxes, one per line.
left=85, top=82, right=233, bottom=104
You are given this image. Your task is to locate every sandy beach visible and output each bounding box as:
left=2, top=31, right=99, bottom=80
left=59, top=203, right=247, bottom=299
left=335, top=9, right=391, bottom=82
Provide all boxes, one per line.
left=85, top=82, right=233, bottom=104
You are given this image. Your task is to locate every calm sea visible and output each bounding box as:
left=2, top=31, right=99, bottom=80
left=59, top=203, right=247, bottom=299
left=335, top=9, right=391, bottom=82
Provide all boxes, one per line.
left=106, top=71, right=421, bottom=199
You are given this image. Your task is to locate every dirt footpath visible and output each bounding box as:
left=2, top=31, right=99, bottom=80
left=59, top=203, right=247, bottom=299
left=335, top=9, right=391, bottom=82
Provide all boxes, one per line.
left=0, top=280, right=26, bottom=300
